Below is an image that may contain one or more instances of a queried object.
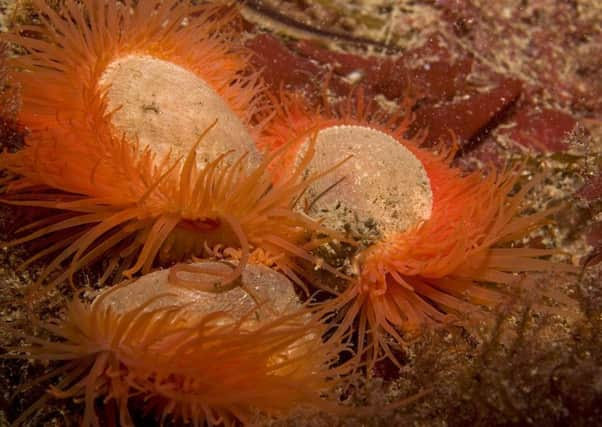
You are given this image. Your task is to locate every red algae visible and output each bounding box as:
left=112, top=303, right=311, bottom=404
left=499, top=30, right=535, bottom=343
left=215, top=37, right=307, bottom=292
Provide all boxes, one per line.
left=411, top=78, right=523, bottom=144
left=508, top=108, right=577, bottom=153
left=246, top=34, right=324, bottom=93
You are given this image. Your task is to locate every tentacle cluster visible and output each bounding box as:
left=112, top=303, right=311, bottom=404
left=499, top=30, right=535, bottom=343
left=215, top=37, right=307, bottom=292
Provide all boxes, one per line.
left=0, top=0, right=353, bottom=303
left=0, top=1, right=580, bottom=424
left=337, top=164, right=577, bottom=369
left=5, top=284, right=352, bottom=427
left=4, top=0, right=265, bottom=134
left=259, top=90, right=578, bottom=370
left=1, top=121, right=344, bottom=301
left=0, top=1, right=366, bottom=425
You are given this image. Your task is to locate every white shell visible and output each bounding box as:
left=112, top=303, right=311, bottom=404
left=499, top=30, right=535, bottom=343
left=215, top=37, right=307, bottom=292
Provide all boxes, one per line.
left=298, top=125, right=433, bottom=238
left=98, top=261, right=300, bottom=326
left=100, top=54, right=261, bottom=170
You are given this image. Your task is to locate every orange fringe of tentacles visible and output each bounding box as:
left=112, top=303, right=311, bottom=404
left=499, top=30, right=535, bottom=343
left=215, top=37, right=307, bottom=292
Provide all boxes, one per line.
left=3, top=0, right=266, bottom=137
left=3, top=283, right=356, bottom=427
left=258, top=90, right=579, bottom=371
left=0, top=120, right=346, bottom=303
